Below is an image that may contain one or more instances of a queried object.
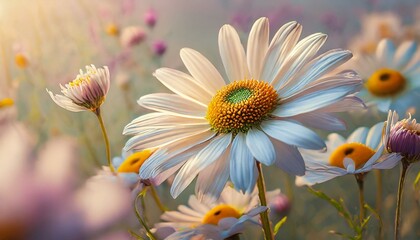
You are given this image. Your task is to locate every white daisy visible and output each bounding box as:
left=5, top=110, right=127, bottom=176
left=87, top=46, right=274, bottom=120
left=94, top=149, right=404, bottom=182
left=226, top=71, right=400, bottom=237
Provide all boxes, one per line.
left=154, top=185, right=279, bottom=240
left=349, top=12, right=403, bottom=54
left=349, top=39, right=420, bottom=115
left=296, top=122, right=402, bottom=186
left=47, top=65, right=110, bottom=112
left=124, top=17, right=363, bottom=199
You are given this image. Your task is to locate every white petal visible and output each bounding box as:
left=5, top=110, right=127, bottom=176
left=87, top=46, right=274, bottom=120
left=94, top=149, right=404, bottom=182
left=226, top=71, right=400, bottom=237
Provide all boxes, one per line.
left=394, top=41, right=417, bottom=70
left=272, top=33, right=327, bottom=90
left=124, top=125, right=210, bottom=151
left=319, top=96, right=366, bottom=112
left=291, top=112, right=346, bottom=131
left=366, top=122, right=384, bottom=150
left=295, top=167, right=344, bottom=186
left=373, top=153, right=402, bottom=169
left=343, top=158, right=356, bottom=173
left=170, top=134, right=232, bottom=198
left=139, top=131, right=215, bottom=179
left=376, top=39, right=396, bottom=67
left=261, top=21, right=302, bottom=83
left=153, top=68, right=213, bottom=105
left=279, top=49, right=352, bottom=97
left=271, top=138, right=305, bottom=176
left=261, top=120, right=325, bottom=150
left=47, top=90, right=87, bottom=112
left=230, top=132, right=258, bottom=193
left=246, top=128, right=275, bottom=166
left=195, top=148, right=230, bottom=203
left=247, top=17, right=269, bottom=79
left=347, top=127, right=369, bottom=144
left=274, top=73, right=362, bottom=117
left=180, top=48, right=226, bottom=93
left=138, top=93, right=207, bottom=118
left=219, top=24, right=249, bottom=82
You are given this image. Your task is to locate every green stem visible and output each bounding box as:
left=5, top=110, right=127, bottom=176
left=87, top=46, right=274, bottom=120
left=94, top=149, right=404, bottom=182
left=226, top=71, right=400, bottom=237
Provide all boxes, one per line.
left=93, top=107, right=114, bottom=172
left=355, top=174, right=365, bottom=223
left=150, top=185, right=167, bottom=212
left=374, top=170, right=383, bottom=240
left=135, top=193, right=157, bottom=240
left=394, top=160, right=410, bottom=240
left=256, top=162, right=274, bottom=240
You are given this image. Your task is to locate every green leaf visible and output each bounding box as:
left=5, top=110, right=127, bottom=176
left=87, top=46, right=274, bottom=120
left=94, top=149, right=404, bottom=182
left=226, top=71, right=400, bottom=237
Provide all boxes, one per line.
left=273, top=216, right=287, bottom=236
left=307, top=187, right=356, bottom=230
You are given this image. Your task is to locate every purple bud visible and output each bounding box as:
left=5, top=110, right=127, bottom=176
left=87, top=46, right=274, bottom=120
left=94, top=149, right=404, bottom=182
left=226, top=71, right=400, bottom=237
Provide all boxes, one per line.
left=152, top=40, right=167, bottom=56
left=144, top=8, right=157, bottom=28
left=387, top=115, right=420, bottom=162
left=269, top=193, right=291, bottom=217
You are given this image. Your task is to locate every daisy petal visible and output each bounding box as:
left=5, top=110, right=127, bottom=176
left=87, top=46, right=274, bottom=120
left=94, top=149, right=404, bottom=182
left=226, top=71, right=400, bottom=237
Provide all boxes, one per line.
left=170, top=134, right=232, bottom=198
left=219, top=24, right=249, bottom=82
left=47, top=90, right=87, bottom=112
left=295, top=168, right=344, bottom=186
left=180, top=48, right=226, bottom=93
left=261, top=21, right=302, bottom=83
left=230, top=132, right=258, bottom=193
left=347, top=127, right=369, bottom=144
left=292, top=112, right=346, bottom=131
left=247, top=17, right=269, bottom=79
left=394, top=41, right=417, bottom=70
left=343, top=158, right=356, bottom=173
left=153, top=68, right=213, bottom=105
left=246, top=128, right=275, bottom=166
left=271, top=138, right=305, bottom=176
left=138, top=93, right=207, bottom=118
left=195, top=148, right=230, bottom=203
left=261, top=120, right=326, bottom=150
left=373, top=153, right=402, bottom=169
left=376, top=39, right=396, bottom=67
left=365, top=122, right=384, bottom=149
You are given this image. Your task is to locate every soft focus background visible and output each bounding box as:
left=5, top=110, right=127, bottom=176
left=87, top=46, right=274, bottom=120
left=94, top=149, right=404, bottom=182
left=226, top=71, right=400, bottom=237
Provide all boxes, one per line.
left=1, top=0, right=420, bottom=239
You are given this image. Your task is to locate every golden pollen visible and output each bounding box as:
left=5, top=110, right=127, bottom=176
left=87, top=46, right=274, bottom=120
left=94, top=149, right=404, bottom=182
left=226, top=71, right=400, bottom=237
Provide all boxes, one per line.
left=366, top=68, right=406, bottom=97
left=15, top=54, right=28, bottom=69
left=329, top=142, right=376, bottom=169
left=206, top=79, right=278, bottom=134
left=117, top=149, right=154, bottom=173
left=202, top=204, right=241, bottom=225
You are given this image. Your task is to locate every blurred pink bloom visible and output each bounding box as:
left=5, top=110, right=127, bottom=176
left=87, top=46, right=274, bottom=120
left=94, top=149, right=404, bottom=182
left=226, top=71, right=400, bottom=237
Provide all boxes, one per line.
left=144, top=8, right=157, bottom=28
left=0, top=123, right=132, bottom=239
left=152, top=40, right=167, bottom=56
left=120, top=26, right=146, bottom=48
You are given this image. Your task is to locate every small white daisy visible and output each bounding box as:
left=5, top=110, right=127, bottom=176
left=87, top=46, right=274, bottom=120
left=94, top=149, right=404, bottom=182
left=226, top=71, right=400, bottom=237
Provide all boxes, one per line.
left=154, top=185, right=279, bottom=240
left=47, top=65, right=110, bottom=112
left=349, top=39, right=420, bottom=115
left=124, top=17, right=363, bottom=200
left=296, top=122, right=402, bottom=186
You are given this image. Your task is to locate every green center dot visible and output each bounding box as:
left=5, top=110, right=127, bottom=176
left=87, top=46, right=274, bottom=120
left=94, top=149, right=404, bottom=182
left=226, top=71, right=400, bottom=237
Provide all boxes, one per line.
left=226, top=87, right=252, bottom=103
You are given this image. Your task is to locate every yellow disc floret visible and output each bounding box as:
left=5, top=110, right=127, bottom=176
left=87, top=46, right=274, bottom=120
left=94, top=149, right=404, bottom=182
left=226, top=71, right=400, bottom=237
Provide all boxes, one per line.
left=329, top=142, right=376, bottom=169
left=366, top=68, right=406, bottom=97
left=202, top=204, right=241, bottom=225
left=206, top=79, right=278, bottom=134
left=106, top=23, right=120, bottom=36
left=117, top=149, right=154, bottom=173
left=0, top=98, right=14, bottom=109
left=15, top=54, right=28, bottom=69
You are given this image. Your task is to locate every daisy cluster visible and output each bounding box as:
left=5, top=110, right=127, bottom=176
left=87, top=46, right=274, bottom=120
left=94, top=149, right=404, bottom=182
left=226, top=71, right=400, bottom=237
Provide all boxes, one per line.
left=2, top=1, right=420, bottom=240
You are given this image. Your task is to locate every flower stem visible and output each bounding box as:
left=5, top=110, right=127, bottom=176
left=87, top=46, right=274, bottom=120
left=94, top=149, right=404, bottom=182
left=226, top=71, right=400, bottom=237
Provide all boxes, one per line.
left=150, top=185, right=167, bottom=212
left=256, top=162, right=274, bottom=240
left=94, top=107, right=114, bottom=172
left=374, top=170, right=383, bottom=240
left=135, top=193, right=156, bottom=240
left=394, top=160, right=410, bottom=240
left=355, top=173, right=365, bottom=223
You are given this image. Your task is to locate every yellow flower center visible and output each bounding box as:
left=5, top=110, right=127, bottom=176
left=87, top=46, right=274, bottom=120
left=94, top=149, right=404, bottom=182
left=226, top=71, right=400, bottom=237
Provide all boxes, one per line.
left=117, top=149, right=154, bottom=173
left=106, top=23, right=119, bottom=36
left=0, top=98, right=14, bottom=109
left=366, top=68, right=406, bottom=97
left=15, top=54, right=28, bottom=69
left=202, top=204, right=241, bottom=225
left=206, top=79, right=278, bottom=134
left=329, top=142, right=376, bottom=169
